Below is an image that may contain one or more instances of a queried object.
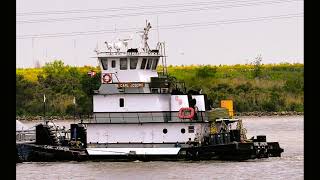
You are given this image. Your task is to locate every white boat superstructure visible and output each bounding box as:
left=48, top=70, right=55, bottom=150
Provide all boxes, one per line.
left=85, top=21, right=211, bottom=155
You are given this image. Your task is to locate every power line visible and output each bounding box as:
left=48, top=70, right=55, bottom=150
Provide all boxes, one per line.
left=17, top=0, right=301, bottom=24
left=158, top=13, right=303, bottom=29
left=18, top=26, right=139, bottom=38
left=16, top=0, right=263, bottom=16
left=17, top=13, right=303, bottom=39
left=18, top=0, right=297, bottom=16
left=17, top=0, right=300, bottom=23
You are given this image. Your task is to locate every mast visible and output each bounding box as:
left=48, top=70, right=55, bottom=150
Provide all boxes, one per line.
left=142, top=20, right=152, bottom=52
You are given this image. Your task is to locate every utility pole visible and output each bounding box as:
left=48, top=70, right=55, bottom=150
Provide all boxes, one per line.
left=32, top=38, right=35, bottom=68
left=43, top=94, right=46, bottom=123
left=73, top=39, right=77, bottom=66
left=73, top=96, right=76, bottom=123
left=157, top=16, right=160, bottom=42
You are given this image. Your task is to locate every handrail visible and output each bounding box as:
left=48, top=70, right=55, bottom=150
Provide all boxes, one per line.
left=97, top=51, right=162, bottom=56
left=16, top=127, right=71, bottom=142
left=89, top=112, right=210, bottom=123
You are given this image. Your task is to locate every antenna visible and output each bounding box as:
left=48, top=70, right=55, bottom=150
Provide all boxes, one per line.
left=105, top=41, right=113, bottom=52
left=94, top=42, right=100, bottom=54
left=113, top=41, right=122, bottom=52
left=119, top=38, right=132, bottom=50
left=73, top=39, right=77, bottom=66
left=141, top=20, right=152, bottom=52
left=32, top=38, right=35, bottom=67
left=157, top=16, right=160, bottom=42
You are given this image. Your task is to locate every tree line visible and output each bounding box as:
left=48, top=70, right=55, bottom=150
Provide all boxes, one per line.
left=16, top=60, right=303, bottom=117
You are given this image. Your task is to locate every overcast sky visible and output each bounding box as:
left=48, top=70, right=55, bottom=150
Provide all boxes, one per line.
left=16, top=0, right=303, bottom=68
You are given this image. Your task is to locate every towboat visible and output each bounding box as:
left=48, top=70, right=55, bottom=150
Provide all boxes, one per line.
left=16, top=21, right=283, bottom=162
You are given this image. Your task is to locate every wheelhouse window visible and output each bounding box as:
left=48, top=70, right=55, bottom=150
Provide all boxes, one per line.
left=146, top=59, right=152, bottom=70
left=151, top=58, right=159, bottom=70
left=119, top=98, right=124, bottom=107
left=111, top=60, right=116, bottom=68
left=130, top=58, right=138, bottom=69
left=100, top=57, right=108, bottom=70
left=140, top=58, right=147, bottom=69
left=120, top=58, right=127, bottom=70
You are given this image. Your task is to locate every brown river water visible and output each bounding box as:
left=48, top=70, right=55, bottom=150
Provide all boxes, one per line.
left=16, top=116, right=303, bottom=180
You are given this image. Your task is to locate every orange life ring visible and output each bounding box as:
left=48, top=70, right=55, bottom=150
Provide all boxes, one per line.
left=102, top=73, right=112, bottom=83
left=178, top=107, right=195, bottom=119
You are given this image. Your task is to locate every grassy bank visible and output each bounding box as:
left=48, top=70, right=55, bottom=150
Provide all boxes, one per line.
left=16, top=60, right=303, bottom=116
left=166, top=63, right=303, bottom=112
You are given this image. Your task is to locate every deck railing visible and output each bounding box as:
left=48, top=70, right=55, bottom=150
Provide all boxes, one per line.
left=16, top=128, right=71, bottom=143
left=16, top=129, right=36, bottom=142
left=89, top=112, right=209, bottom=123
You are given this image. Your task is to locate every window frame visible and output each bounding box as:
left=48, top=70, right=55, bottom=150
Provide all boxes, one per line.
left=130, top=58, right=138, bottom=70
left=140, top=58, right=147, bottom=69
left=151, top=58, right=159, bottom=70
left=111, top=60, right=116, bottom=68
left=146, top=58, right=153, bottom=70
left=120, top=58, right=128, bottom=70
left=100, top=57, right=108, bottom=70
left=119, top=98, right=124, bottom=107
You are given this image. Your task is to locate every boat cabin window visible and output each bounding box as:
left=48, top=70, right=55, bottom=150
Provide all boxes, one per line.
left=119, top=98, right=124, bottom=107
left=151, top=88, right=159, bottom=93
left=130, top=58, right=138, bottom=69
left=146, top=59, right=152, bottom=70
left=140, top=58, right=147, bottom=69
left=181, top=128, right=186, bottom=134
left=111, top=60, right=116, bottom=68
left=161, top=88, right=168, bottom=94
left=100, top=57, right=108, bottom=70
left=188, top=126, right=194, bottom=133
left=151, top=58, right=159, bottom=70
left=120, top=58, right=127, bottom=70
left=163, top=128, right=168, bottom=134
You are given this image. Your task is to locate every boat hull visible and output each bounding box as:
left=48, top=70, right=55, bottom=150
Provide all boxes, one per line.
left=16, top=141, right=283, bottom=162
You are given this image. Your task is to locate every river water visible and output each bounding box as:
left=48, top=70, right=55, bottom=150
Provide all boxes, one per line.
left=16, top=116, right=303, bottom=180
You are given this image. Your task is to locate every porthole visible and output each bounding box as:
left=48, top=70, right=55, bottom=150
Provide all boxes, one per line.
left=163, top=128, right=168, bottom=134
left=181, top=128, right=186, bottom=134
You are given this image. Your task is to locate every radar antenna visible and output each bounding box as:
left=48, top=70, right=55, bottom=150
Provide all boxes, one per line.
left=142, top=20, right=152, bottom=52
left=94, top=42, right=100, bottom=54
left=118, top=38, right=132, bottom=50
left=113, top=41, right=122, bottom=52
left=105, top=41, right=113, bottom=52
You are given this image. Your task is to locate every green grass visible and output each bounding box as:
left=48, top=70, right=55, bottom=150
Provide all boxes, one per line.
left=16, top=61, right=303, bottom=116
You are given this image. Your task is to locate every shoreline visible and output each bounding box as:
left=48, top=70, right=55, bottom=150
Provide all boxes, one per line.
left=16, top=111, right=303, bottom=121
left=234, top=111, right=303, bottom=117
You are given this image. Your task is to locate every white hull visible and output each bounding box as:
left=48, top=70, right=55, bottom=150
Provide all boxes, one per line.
left=86, top=123, right=209, bottom=144
left=86, top=147, right=181, bottom=155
